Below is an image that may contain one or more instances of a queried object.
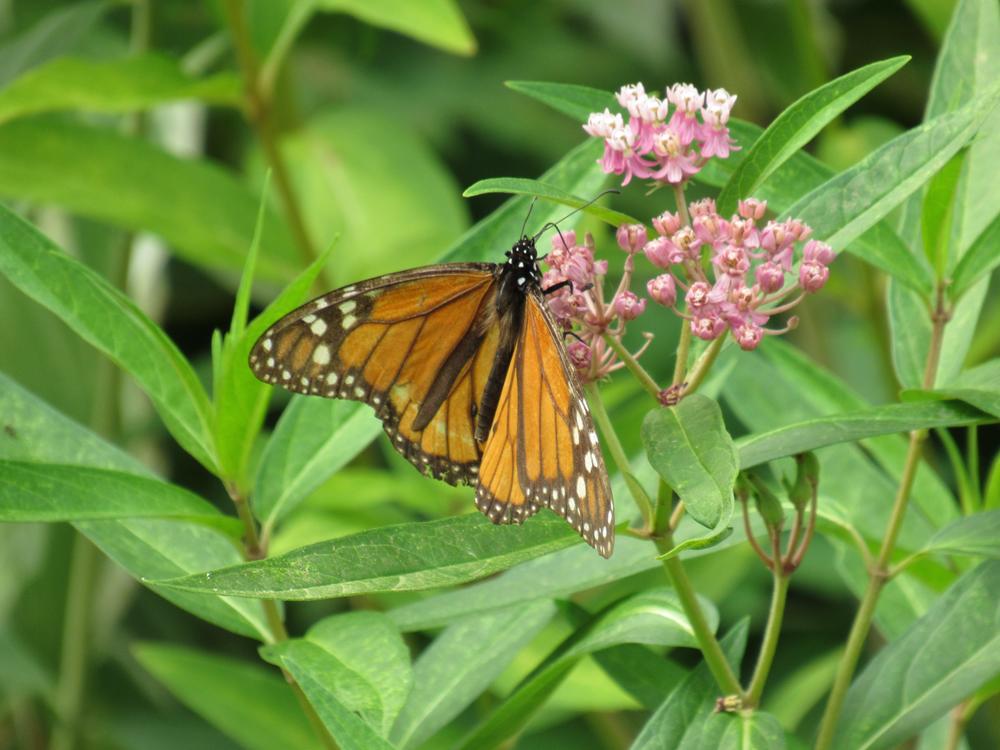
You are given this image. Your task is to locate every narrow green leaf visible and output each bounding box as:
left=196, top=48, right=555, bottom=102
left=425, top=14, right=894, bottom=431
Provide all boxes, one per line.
left=442, top=138, right=606, bottom=263
left=0, top=54, right=241, bottom=124
left=920, top=151, right=965, bottom=278
left=593, top=645, right=689, bottom=710
left=133, top=643, right=320, bottom=750
left=641, top=395, right=738, bottom=529
left=736, top=400, right=986, bottom=469
left=265, top=643, right=395, bottom=750
left=388, top=535, right=657, bottom=631
left=505, top=80, right=617, bottom=122
left=230, top=173, right=271, bottom=341
left=389, top=600, right=555, bottom=749
left=312, top=0, right=476, bottom=55
left=0, top=117, right=299, bottom=280
left=0, top=373, right=269, bottom=640
left=0, top=461, right=236, bottom=533
left=934, top=359, right=1000, bottom=417
left=456, top=589, right=715, bottom=750
left=919, top=510, right=1000, bottom=558
left=462, top=177, right=638, bottom=226
left=0, top=204, right=218, bottom=471
left=950, top=212, right=1000, bottom=300
left=263, top=612, right=411, bottom=738
left=655, top=509, right=735, bottom=560
left=785, top=91, right=1000, bottom=294
left=833, top=561, right=1000, bottom=749
left=253, top=398, right=382, bottom=534
left=0, top=1, right=109, bottom=86
left=214, top=242, right=335, bottom=489
left=717, top=56, right=909, bottom=214
left=152, top=515, right=581, bottom=599
left=632, top=621, right=749, bottom=749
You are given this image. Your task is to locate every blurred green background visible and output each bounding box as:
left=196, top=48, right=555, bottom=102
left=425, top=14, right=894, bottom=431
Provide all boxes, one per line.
left=0, top=0, right=998, bottom=748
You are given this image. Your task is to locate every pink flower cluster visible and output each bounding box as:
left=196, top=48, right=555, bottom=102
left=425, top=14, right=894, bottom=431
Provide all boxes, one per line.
left=641, top=198, right=835, bottom=350
left=583, top=82, right=738, bottom=186
left=542, top=230, right=652, bottom=382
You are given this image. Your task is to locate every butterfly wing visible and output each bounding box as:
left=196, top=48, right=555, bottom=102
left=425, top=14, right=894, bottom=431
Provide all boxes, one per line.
left=249, top=263, right=501, bottom=485
left=475, top=290, right=615, bottom=557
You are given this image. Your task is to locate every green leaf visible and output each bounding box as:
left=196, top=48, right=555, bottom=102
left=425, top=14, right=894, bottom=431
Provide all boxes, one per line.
left=632, top=620, right=749, bottom=749
left=389, top=600, right=555, bottom=748
left=0, top=54, right=240, bottom=124
left=312, top=0, right=476, bottom=56
left=462, top=178, right=638, bottom=227
left=263, top=612, right=410, bottom=738
left=258, top=108, right=468, bottom=287
left=214, top=242, right=335, bottom=490
left=717, top=56, right=910, bottom=214
left=593, top=645, right=689, bottom=710
left=641, top=395, right=738, bottom=529
left=455, top=589, right=716, bottom=750
left=152, top=515, right=581, bottom=599
left=918, top=510, right=1000, bottom=558
left=133, top=643, right=320, bottom=750
left=388, top=535, right=657, bottom=631
left=0, top=1, right=110, bottom=87
left=505, top=80, right=617, bottom=122
left=833, top=561, right=1000, bottom=749
left=442, top=138, right=606, bottom=263
left=0, top=117, right=299, bottom=280
left=0, top=461, right=236, bottom=533
left=736, top=400, right=987, bottom=469
left=0, top=374, right=268, bottom=639
left=0, top=204, right=218, bottom=471
left=950, top=212, right=1000, bottom=300
left=264, top=643, right=395, bottom=750
left=932, top=358, right=1000, bottom=417
left=784, top=90, right=1000, bottom=294
left=252, top=398, right=382, bottom=535
left=920, top=151, right=965, bottom=278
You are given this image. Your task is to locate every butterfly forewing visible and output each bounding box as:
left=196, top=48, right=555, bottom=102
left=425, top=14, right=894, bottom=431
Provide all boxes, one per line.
left=249, top=263, right=500, bottom=485
left=475, top=292, right=615, bottom=557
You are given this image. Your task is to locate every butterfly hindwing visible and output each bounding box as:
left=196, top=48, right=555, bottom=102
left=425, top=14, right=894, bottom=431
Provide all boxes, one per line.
left=250, top=263, right=501, bottom=486
left=475, top=291, right=615, bottom=557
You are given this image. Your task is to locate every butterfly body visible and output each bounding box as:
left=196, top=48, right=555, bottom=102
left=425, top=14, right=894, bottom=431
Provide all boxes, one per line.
left=250, top=237, right=614, bottom=557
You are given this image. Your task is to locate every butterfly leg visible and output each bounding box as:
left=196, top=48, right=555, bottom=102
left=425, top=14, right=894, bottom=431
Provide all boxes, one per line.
left=543, top=279, right=593, bottom=296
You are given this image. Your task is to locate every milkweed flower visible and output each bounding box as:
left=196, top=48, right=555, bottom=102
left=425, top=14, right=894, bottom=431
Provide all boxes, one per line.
left=583, top=82, right=740, bottom=187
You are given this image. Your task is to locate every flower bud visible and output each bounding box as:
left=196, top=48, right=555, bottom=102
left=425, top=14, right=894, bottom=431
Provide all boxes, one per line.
left=616, top=223, right=648, bottom=254
left=802, top=239, right=835, bottom=265
left=787, top=452, right=818, bottom=511
left=567, top=339, right=592, bottom=371
left=691, top=313, right=726, bottom=340
left=652, top=210, right=682, bottom=236
left=612, top=290, right=647, bottom=321
left=755, top=262, right=785, bottom=293
left=643, top=236, right=675, bottom=269
left=799, top=261, right=829, bottom=293
left=750, top=476, right=785, bottom=529
left=732, top=320, right=764, bottom=350
left=646, top=273, right=677, bottom=307
left=686, top=281, right=713, bottom=310
left=738, top=198, right=767, bottom=221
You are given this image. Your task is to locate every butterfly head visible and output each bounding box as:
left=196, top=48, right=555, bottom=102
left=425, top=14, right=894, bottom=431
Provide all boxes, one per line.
left=505, top=237, right=542, bottom=292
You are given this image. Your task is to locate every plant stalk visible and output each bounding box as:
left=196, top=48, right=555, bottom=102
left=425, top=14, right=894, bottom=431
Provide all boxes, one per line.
left=222, top=0, right=323, bottom=278
left=815, top=283, right=949, bottom=749
left=601, top=333, right=661, bottom=401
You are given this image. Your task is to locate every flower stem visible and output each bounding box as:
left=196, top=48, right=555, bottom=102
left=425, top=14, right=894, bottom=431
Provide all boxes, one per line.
left=745, top=571, right=790, bottom=707
left=814, top=283, right=950, bottom=749
left=585, top=382, right=654, bottom=530
left=601, top=332, right=661, bottom=401
left=222, top=0, right=324, bottom=280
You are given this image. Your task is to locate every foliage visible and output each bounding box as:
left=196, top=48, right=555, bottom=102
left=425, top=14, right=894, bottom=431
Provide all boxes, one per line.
left=1, top=1, right=999, bottom=749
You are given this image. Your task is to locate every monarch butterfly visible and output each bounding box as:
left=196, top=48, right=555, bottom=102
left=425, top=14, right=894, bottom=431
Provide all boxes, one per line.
left=249, top=217, right=615, bottom=557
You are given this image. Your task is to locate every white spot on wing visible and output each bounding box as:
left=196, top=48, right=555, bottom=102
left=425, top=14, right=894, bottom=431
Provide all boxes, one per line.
left=310, top=319, right=328, bottom=336
left=313, top=345, right=331, bottom=365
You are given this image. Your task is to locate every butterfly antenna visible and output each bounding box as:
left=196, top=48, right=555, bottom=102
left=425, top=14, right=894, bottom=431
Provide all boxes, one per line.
left=531, top=188, right=620, bottom=242
left=519, top=197, right=538, bottom=240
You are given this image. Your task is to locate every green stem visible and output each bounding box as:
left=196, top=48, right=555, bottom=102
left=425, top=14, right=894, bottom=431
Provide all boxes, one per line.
left=601, top=333, right=661, bottom=401
left=222, top=0, right=323, bottom=278
left=745, top=571, right=790, bottom=707
left=654, top=531, right=743, bottom=696
left=681, top=336, right=725, bottom=396
left=671, top=182, right=693, bottom=386
left=585, top=382, right=654, bottom=530
left=815, top=283, right=949, bottom=749
left=50, top=534, right=99, bottom=750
